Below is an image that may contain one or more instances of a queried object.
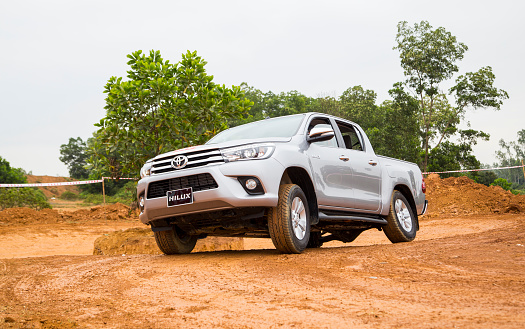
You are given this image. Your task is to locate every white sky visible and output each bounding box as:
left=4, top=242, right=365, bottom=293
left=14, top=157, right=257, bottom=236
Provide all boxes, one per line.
left=0, top=0, right=523, bottom=177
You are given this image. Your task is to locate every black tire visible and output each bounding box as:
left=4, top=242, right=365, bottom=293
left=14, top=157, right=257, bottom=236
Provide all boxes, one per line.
left=268, top=184, right=310, bottom=254
left=383, top=190, right=417, bottom=243
left=154, top=226, right=197, bottom=254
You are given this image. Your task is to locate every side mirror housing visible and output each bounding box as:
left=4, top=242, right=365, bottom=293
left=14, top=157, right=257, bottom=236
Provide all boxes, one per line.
left=307, top=127, right=335, bottom=143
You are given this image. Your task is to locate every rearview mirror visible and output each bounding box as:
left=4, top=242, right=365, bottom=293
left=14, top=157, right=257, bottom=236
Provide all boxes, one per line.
left=307, top=127, right=335, bottom=143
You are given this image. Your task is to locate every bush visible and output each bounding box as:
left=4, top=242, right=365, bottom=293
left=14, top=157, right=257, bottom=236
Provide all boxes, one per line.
left=491, top=178, right=512, bottom=191
left=80, top=181, right=137, bottom=206
left=0, top=187, right=52, bottom=210
left=60, top=190, right=79, bottom=200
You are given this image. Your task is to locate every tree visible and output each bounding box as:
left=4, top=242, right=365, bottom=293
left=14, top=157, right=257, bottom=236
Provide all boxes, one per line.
left=337, top=85, right=421, bottom=163
left=0, top=156, right=26, bottom=184
left=393, top=21, right=508, bottom=172
left=0, top=156, right=51, bottom=210
left=473, top=170, right=498, bottom=186
left=59, top=137, right=90, bottom=179
left=88, top=50, right=252, bottom=177
left=491, top=178, right=512, bottom=191
left=339, top=85, right=378, bottom=126
left=494, top=129, right=525, bottom=187
left=369, top=88, right=421, bottom=163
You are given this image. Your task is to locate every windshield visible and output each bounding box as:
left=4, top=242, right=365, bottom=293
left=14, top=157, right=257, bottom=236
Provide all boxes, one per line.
left=207, top=114, right=305, bottom=144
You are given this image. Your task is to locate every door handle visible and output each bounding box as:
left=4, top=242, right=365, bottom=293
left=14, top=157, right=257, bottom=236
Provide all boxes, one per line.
left=339, top=156, right=349, bottom=162
left=368, top=160, right=378, bottom=166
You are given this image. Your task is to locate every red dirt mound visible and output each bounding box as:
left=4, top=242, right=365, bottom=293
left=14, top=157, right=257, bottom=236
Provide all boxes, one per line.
left=0, top=203, right=136, bottom=225
left=93, top=228, right=244, bottom=255
left=425, top=174, right=525, bottom=217
left=25, top=175, right=80, bottom=198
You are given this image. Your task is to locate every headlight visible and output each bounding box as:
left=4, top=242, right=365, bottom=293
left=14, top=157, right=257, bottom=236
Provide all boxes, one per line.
left=140, top=162, right=153, bottom=178
left=221, top=144, right=275, bottom=162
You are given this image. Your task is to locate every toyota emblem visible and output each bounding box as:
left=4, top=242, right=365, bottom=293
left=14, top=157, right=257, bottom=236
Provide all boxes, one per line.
left=171, top=155, right=189, bottom=169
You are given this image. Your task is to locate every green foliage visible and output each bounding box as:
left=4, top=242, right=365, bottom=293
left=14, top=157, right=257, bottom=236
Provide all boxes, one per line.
left=229, top=84, right=318, bottom=126
left=79, top=178, right=128, bottom=196
left=365, top=85, right=421, bottom=163
left=393, top=21, right=508, bottom=172
left=473, top=170, right=498, bottom=186
left=113, top=181, right=138, bottom=204
left=233, top=84, right=422, bottom=164
left=0, top=157, right=46, bottom=210
left=491, top=178, right=512, bottom=191
left=0, top=187, right=51, bottom=210
left=339, top=86, right=378, bottom=124
left=88, top=50, right=252, bottom=177
left=59, top=137, right=90, bottom=179
left=427, top=141, right=480, bottom=177
left=494, top=129, right=525, bottom=188
left=0, top=156, right=27, bottom=184
left=60, top=190, right=79, bottom=200
left=394, top=21, right=468, bottom=96
left=80, top=181, right=137, bottom=206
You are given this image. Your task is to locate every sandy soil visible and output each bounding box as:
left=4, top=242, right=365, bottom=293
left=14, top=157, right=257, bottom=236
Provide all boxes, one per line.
left=0, top=175, right=524, bottom=328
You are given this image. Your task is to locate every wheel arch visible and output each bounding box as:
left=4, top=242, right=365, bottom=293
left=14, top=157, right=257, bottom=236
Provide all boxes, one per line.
left=393, top=184, right=419, bottom=231
left=280, top=167, right=319, bottom=225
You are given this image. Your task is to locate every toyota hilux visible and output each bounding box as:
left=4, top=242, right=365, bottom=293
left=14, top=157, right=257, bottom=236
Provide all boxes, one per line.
left=137, top=112, right=428, bottom=254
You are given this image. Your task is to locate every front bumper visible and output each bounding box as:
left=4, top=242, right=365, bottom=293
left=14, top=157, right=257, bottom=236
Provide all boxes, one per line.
left=137, top=158, right=285, bottom=225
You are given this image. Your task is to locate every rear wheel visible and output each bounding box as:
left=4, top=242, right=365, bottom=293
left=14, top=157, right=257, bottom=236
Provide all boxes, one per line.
left=383, top=190, right=417, bottom=243
left=268, top=184, right=310, bottom=254
left=154, top=226, right=197, bottom=254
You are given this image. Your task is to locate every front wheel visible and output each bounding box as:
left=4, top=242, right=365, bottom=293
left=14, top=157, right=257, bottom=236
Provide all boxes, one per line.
left=154, top=226, right=197, bottom=254
left=383, top=190, right=417, bottom=243
left=268, top=184, right=310, bottom=254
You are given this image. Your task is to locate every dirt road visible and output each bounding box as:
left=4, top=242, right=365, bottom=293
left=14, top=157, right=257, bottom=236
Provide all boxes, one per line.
left=1, top=213, right=524, bottom=329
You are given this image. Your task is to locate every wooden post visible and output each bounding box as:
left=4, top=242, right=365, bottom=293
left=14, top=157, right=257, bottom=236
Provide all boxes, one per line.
left=102, top=177, right=106, bottom=206
left=102, top=177, right=106, bottom=220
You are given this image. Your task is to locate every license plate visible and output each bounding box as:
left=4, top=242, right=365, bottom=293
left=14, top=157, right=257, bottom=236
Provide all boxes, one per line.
left=167, top=187, right=193, bottom=207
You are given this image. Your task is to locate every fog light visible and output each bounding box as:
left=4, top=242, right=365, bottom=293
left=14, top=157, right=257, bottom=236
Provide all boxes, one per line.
left=245, top=178, right=258, bottom=190
left=139, top=195, right=145, bottom=214
left=237, top=176, right=265, bottom=195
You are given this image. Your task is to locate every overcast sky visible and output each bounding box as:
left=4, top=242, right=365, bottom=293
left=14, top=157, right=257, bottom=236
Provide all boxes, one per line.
left=1, top=0, right=523, bottom=177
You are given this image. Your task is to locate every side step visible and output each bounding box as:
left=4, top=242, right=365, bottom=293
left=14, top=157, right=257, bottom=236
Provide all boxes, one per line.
left=318, top=211, right=387, bottom=225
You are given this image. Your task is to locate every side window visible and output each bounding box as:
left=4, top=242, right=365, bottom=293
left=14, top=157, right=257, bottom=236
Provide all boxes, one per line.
left=307, top=118, right=338, bottom=148
left=336, top=121, right=363, bottom=151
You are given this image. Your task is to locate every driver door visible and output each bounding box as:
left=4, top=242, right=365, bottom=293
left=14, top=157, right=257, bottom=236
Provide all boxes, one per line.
left=306, top=117, right=354, bottom=208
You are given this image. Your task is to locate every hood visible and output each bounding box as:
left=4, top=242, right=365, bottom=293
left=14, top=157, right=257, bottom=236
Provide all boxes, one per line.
left=147, top=137, right=292, bottom=162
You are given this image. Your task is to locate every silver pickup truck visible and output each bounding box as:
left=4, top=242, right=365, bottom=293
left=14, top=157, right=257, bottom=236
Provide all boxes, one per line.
left=137, top=112, right=428, bottom=254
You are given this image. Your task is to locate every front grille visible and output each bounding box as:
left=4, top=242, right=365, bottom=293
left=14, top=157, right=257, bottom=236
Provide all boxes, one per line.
left=147, top=173, right=218, bottom=199
left=150, top=148, right=224, bottom=175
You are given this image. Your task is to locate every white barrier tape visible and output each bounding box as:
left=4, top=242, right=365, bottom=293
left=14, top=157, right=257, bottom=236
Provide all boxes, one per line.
left=423, top=164, right=525, bottom=175
left=102, top=177, right=138, bottom=180
left=0, top=180, right=103, bottom=188
left=0, top=176, right=139, bottom=188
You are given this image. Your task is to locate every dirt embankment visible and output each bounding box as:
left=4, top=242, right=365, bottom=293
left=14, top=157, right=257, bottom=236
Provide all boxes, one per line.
left=0, top=203, right=135, bottom=226
left=425, top=174, right=525, bottom=217
left=25, top=175, right=80, bottom=199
